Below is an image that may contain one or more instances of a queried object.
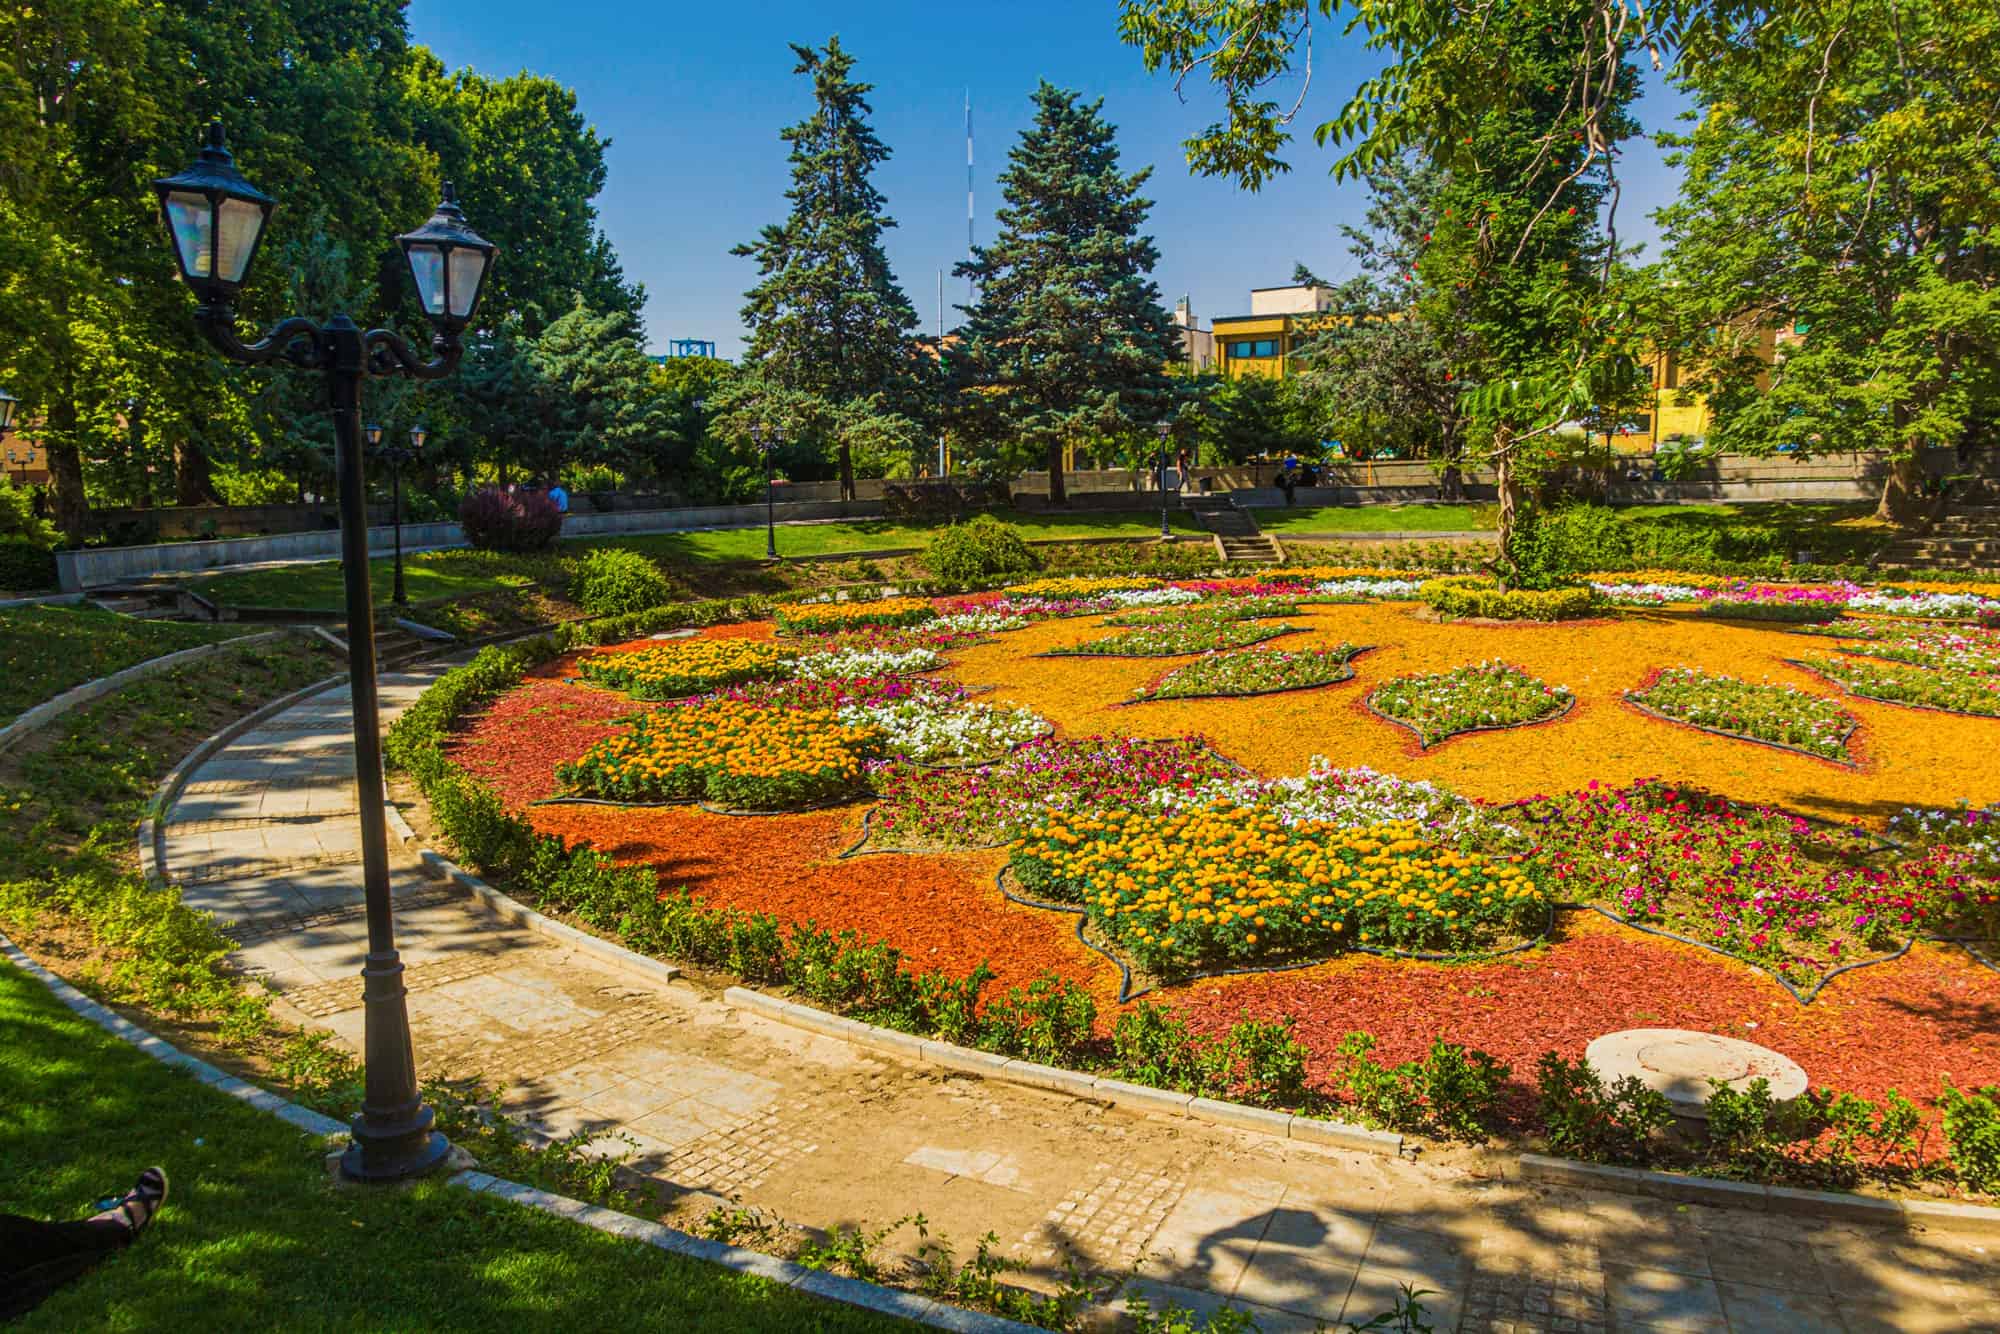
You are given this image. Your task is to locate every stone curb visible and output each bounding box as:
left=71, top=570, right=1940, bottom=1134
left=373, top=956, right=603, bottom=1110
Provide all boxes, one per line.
left=0, top=928, right=349, bottom=1140
left=722, top=986, right=1403, bottom=1158
left=447, top=1171, right=1046, bottom=1333
left=1518, top=1153, right=2000, bottom=1237
left=383, top=802, right=680, bottom=991
left=0, top=930, right=1028, bottom=1332
left=0, top=629, right=291, bottom=757
left=137, top=668, right=352, bottom=891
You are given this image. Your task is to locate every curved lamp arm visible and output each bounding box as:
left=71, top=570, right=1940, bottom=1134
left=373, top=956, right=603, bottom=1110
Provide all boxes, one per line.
left=364, top=327, right=462, bottom=381
left=194, top=307, right=326, bottom=370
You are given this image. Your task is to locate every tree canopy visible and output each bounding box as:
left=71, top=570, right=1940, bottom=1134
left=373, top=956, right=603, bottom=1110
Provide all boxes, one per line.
left=948, top=83, right=1180, bottom=502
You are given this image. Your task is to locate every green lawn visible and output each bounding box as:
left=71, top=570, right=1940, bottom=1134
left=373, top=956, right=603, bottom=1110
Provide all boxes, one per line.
left=0, top=606, right=251, bottom=726
left=0, top=959, right=910, bottom=1332
left=1249, top=503, right=1497, bottom=534
left=184, top=511, right=1206, bottom=610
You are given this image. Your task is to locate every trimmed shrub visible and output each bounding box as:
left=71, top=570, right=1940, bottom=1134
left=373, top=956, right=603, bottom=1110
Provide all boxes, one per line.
left=923, top=515, right=1040, bottom=589
left=0, top=537, right=58, bottom=591
left=1535, top=1053, right=1674, bottom=1165
left=569, top=547, right=674, bottom=616
left=1941, top=1080, right=2000, bottom=1195
left=459, top=485, right=563, bottom=552
left=1419, top=575, right=1596, bottom=622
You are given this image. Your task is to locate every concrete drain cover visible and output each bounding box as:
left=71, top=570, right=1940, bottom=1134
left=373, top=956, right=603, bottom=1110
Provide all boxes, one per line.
left=1584, top=1028, right=1807, bottom=1119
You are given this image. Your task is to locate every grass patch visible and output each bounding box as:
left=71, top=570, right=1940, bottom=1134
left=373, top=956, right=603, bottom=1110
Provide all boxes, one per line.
left=0, top=960, right=910, bottom=1332
left=1250, top=503, right=1497, bottom=534
left=0, top=606, right=252, bottom=727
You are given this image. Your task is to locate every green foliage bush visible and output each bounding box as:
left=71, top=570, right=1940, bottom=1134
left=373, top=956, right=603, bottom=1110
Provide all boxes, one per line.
left=923, top=514, right=1040, bottom=589
left=1534, top=1053, right=1674, bottom=1165
left=980, top=974, right=1098, bottom=1066
left=568, top=547, right=675, bottom=616
left=0, top=538, right=58, bottom=591
left=1419, top=575, right=1596, bottom=622
left=1940, top=1080, right=2000, bottom=1195
left=1333, top=1032, right=1509, bottom=1140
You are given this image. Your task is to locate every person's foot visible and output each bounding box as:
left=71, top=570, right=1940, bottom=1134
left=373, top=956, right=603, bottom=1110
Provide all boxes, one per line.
left=90, top=1167, right=168, bottom=1239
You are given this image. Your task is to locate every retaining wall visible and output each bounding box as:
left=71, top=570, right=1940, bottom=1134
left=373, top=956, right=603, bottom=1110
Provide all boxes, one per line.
left=56, top=500, right=887, bottom=591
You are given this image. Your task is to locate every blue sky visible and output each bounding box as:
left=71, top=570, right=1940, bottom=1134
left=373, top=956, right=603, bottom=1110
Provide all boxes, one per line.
left=407, top=0, right=1689, bottom=358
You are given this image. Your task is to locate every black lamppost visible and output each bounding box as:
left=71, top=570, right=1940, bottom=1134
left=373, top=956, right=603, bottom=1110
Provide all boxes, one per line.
left=370, top=423, right=426, bottom=606
left=751, top=424, right=780, bottom=560
left=1155, top=420, right=1174, bottom=540
left=154, top=123, right=495, bottom=1183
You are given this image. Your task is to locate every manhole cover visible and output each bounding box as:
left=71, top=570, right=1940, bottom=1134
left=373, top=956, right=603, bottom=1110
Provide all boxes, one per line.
left=1584, top=1028, right=1807, bottom=1119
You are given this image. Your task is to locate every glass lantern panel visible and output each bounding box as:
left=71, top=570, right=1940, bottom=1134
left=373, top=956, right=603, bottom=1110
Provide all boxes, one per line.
left=164, top=191, right=214, bottom=278
left=405, top=244, right=446, bottom=315
left=215, top=198, right=266, bottom=283
left=447, top=247, right=487, bottom=319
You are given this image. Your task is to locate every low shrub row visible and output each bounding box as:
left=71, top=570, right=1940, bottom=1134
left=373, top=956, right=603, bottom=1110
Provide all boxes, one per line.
left=1419, top=576, right=1597, bottom=622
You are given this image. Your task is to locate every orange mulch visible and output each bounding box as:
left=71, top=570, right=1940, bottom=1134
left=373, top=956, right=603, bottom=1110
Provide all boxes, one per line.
left=943, top=602, right=2000, bottom=825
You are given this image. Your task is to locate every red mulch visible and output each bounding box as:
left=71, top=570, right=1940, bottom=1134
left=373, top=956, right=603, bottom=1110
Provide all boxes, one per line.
left=1172, top=913, right=2000, bottom=1116
left=443, top=674, right=630, bottom=806
left=527, top=800, right=1100, bottom=994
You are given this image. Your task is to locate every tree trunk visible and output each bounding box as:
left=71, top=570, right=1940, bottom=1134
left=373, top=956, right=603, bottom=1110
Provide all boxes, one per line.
left=1875, top=450, right=1930, bottom=525
left=1493, top=443, right=1521, bottom=591
left=43, top=393, right=91, bottom=544
left=1046, top=440, right=1066, bottom=505
left=177, top=436, right=219, bottom=507
left=838, top=440, right=855, bottom=502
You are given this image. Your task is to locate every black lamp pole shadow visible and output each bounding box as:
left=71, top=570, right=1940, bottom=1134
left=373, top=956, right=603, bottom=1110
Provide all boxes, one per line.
left=154, top=123, right=496, bottom=1182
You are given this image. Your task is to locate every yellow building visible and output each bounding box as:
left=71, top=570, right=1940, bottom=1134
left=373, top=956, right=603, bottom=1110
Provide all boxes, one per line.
left=1211, top=283, right=1334, bottom=380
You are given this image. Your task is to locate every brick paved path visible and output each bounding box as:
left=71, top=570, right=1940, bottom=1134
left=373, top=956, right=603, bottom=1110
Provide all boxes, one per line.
left=160, top=674, right=1999, bottom=1332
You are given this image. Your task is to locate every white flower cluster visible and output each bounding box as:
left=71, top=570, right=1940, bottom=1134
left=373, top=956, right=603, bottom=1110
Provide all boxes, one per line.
left=793, top=647, right=945, bottom=680
left=1310, top=577, right=1426, bottom=600
left=1850, top=589, right=2000, bottom=619
left=843, top=699, right=1050, bottom=763
left=1589, top=581, right=1707, bottom=605
left=1145, top=760, right=1512, bottom=845
left=932, top=610, right=1031, bottom=635
left=1105, top=586, right=1204, bottom=607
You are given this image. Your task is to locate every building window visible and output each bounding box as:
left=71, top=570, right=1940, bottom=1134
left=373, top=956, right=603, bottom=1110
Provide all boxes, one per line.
left=1228, top=339, right=1280, bottom=359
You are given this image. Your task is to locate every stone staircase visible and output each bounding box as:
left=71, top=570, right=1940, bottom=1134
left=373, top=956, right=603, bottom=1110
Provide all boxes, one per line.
left=1185, top=495, right=1283, bottom=565
left=1877, top=505, right=2000, bottom=572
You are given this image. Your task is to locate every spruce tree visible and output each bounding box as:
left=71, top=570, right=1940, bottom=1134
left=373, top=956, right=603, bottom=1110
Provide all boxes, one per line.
left=734, top=37, right=919, bottom=500
left=950, top=83, right=1178, bottom=503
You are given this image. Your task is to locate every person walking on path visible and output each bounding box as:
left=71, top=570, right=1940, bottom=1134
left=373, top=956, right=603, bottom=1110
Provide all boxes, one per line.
left=545, top=478, right=570, bottom=514
left=1, top=1168, right=168, bottom=1321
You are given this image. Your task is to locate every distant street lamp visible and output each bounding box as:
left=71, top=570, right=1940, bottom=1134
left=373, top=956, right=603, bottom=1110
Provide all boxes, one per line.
left=751, top=424, right=780, bottom=560
left=370, top=424, right=427, bottom=606
left=154, top=122, right=495, bottom=1183
left=1155, top=420, right=1174, bottom=540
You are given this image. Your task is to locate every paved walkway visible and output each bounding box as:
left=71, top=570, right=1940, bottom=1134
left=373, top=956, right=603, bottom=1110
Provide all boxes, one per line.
left=160, top=674, right=1999, bottom=1333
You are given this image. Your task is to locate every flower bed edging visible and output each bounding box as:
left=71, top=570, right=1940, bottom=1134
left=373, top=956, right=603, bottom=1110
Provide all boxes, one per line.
left=1517, top=1153, right=2000, bottom=1238
left=721, top=985, right=1402, bottom=1158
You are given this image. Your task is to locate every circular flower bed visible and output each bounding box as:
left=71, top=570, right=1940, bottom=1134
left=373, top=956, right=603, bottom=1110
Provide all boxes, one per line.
left=1367, top=661, right=1574, bottom=747
left=1011, top=802, right=1549, bottom=975
left=578, top=639, right=792, bottom=699
left=1132, top=644, right=1367, bottom=701
left=556, top=699, right=883, bottom=809
left=1627, top=666, right=1857, bottom=761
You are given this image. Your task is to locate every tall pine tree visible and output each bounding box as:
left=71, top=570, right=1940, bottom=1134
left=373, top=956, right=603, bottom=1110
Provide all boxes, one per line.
left=733, top=37, right=919, bottom=501
left=950, top=83, right=1178, bottom=503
